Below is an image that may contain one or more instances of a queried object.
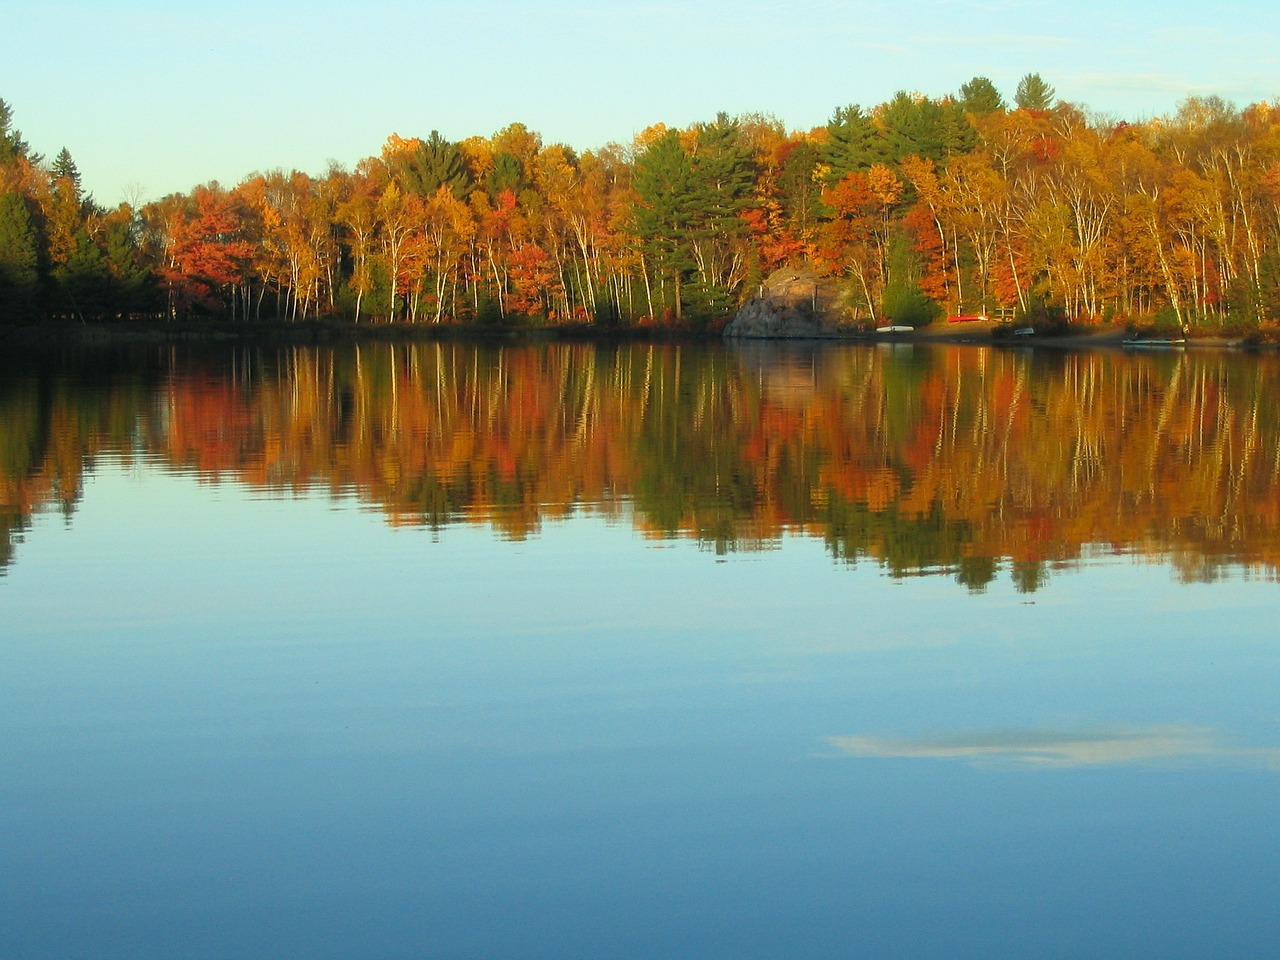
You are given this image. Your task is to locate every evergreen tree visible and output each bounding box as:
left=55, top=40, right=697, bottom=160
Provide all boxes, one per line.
left=104, top=218, right=152, bottom=314
left=486, top=151, right=525, bottom=198
left=938, top=99, right=979, bottom=155
left=684, top=115, right=755, bottom=322
left=632, top=130, right=699, bottom=320
left=1014, top=73, right=1056, bottom=111
left=885, top=92, right=962, bottom=163
left=880, top=233, right=940, bottom=327
left=0, top=98, right=34, bottom=166
left=47, top=148, right=88, bottom=268
left=53, top=229, right=112, bottom=320
left=398, top=131, right=473, bottom=200
left=689, top=114, right=755, bottom=225
left=881, top=92, right=933, bottom=163
left=50, top=147, right=82, bottom=193
left=879, top=91, right=976, bottom=164
left=959, top=76, right=1006, bottom=117
left=0, top=191, right=40, bottom=321
left=822, top=105, right=888, bottom=181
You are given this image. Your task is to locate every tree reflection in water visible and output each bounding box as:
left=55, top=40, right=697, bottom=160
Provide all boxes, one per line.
left=3, top=340, right=1279, bottom=590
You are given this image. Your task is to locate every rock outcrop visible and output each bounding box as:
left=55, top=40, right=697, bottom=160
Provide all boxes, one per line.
left=723, top=268, right=844, bottom=339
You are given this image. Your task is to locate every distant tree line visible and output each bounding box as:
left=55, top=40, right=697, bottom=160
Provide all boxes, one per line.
left=5, top=75, right=1280, bottom=331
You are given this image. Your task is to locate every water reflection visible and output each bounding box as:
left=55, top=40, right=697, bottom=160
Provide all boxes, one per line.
left=828, top=728, right=1280, bottom=769
left=3, top=340, right=1280, bottom=588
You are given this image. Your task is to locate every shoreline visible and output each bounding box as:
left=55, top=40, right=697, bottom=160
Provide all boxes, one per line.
left=748, top=319, right=1271, bottom=351
left=840, top=322, right=1256, bottom=350
left=1, top=318, right=1271, bottom=351
left=0, top=319, right=719, bottom=347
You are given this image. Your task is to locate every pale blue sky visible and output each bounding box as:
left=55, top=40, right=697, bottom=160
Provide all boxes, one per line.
left=3, top=0, right=1277, bottom=206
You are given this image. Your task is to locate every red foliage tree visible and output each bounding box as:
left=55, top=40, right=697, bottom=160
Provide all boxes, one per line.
left=160, top=186, right=255, bottom=314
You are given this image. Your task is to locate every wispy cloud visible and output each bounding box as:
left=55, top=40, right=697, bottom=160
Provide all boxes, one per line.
left=915, top=33, right=1080, bottom=48
left=826, top=726, right=1280, bottom=769
left=1071, top=72, right=1210, bottom=95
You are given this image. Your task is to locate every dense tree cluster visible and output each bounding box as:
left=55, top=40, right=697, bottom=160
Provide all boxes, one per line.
left=5, top=76, right=1280, bottom=330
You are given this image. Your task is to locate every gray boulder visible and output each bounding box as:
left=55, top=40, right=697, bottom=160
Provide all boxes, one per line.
left=723, top=268, right=844, bottom=339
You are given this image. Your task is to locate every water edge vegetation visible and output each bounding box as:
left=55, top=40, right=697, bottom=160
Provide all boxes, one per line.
left=5, top=77, right=1280, bottom=339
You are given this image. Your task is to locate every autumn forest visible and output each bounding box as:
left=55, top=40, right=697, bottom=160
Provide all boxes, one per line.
left=5, top=75, right=1280, bottom=334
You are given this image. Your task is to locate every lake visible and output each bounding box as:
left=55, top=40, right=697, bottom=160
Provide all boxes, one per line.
left=2, top=339, right=1278, bottom=959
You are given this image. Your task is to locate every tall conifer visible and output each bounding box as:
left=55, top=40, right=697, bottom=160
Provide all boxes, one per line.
left=0, top=191, right=40, bottom=321
left=1014, top=73, right=1056, bottom=111
left=822, top=105, right=889, bottom=181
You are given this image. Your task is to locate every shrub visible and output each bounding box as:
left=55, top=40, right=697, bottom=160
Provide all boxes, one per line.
left=880, top=281, right=940, bottom=328
left=1014, top=295, right=1069, bottom=333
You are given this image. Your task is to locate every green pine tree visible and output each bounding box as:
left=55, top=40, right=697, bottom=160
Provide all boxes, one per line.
left=47, top=150, right=88, bottom=268
left=398, top=131, right=473, bottom=199
left=690, top=114, right=755, bottom=216
left=53, top=230, right=113, bottom=320
left=50, top=147, right=82, bottom=193
left=880, top=233, right=940, bottom=327
left=959, top=76, right=1006, bottom=117
left=632, top=130, right=699, bottom=320
left=0, top=98, right=35, bottom=166
left=0, top=191, right=40, bottom=321
left=1014, top=73, right=1056, bottom=111
left=873, top=93, right=980, bottom=166
left=485, top=151, right=525, bottom=198
left=104, top=219, right=153, bottom=314
left=685, top=114, right=755, bottom=323
left=822, top=105, right=889, bottom=181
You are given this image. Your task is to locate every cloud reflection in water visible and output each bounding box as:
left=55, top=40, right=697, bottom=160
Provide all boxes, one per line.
left=827, top=726, right=1280, bottom=769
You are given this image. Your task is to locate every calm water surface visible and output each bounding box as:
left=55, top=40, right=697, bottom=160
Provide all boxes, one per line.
left=2, top=341, right=1278, bottom=959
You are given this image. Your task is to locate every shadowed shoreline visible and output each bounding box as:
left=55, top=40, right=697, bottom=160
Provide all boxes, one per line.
left=1, top=317, right=1273, bottom=351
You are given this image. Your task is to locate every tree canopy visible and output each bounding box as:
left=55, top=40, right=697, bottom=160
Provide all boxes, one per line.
left=4, top=82, right=1280, bottom=333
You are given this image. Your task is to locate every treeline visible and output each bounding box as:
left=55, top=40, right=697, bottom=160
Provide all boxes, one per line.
left=4, top=75, right=1280, bottom=331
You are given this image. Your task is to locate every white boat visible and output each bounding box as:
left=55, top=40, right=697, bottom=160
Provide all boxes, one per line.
left=1122, top=337, right=1186, bottom=347
left=1013, top=327, right=1035, bottom=336
left=875, top=325, right=915, bottom=334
